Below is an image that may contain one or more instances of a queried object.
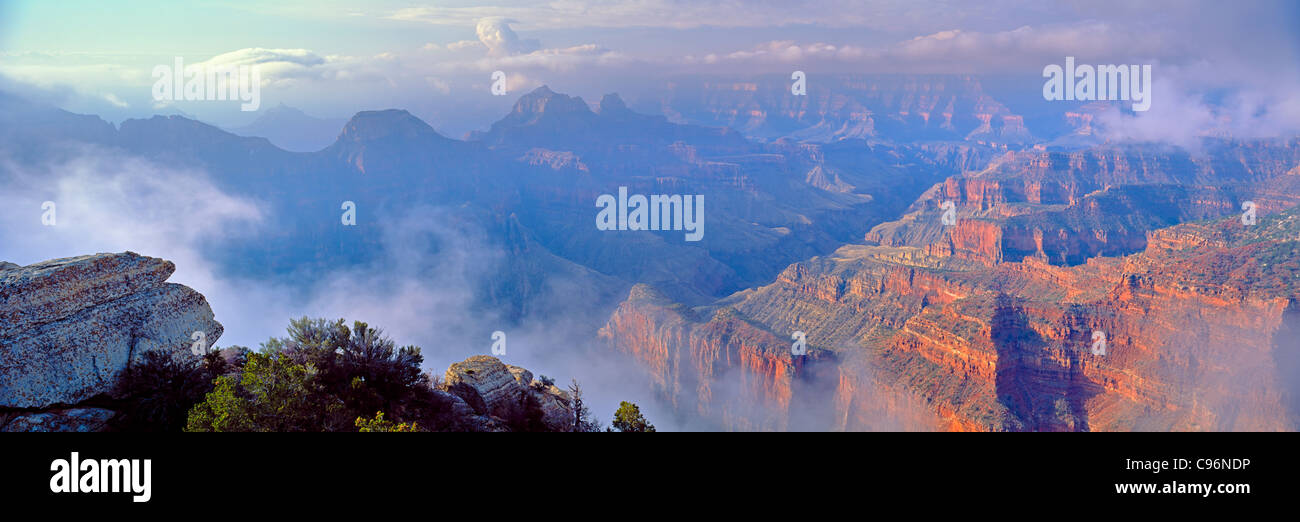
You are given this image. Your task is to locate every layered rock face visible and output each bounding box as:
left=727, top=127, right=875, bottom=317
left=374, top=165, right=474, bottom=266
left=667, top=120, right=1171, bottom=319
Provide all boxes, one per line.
left=606, top=209, right=1300, bottom=431
left=443, top=355, right=573, bottom=431
left=599, top=285, right=837, bottom=431
left=868, top=140, right=1300, bottom=266
left=603, top=136, right=1300, bottom=431
left=0, top=252, right=222, bottom=431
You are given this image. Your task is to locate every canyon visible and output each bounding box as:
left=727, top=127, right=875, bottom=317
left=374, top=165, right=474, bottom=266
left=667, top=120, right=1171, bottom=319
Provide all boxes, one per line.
left=4, top=80, right=1300, bottom=431
left=601, top=141, right=1300, bottom=431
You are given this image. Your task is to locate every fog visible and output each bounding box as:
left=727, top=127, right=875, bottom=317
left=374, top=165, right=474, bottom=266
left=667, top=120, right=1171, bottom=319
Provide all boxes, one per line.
left=0, top=145, right=676, bottom=429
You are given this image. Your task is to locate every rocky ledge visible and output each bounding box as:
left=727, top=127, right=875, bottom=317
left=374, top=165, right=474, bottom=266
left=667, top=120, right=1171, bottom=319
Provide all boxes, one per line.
left=443, top=355, right=572, bottom=431
left=0, top=252, right=222, bottom=430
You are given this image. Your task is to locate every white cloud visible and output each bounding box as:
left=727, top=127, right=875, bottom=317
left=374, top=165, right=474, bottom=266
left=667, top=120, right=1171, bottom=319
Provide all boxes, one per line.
left=698, top=22, right=1176, bottom=73
left=890, top=23, right=1175, bottom=67
left=710, top=40, right=870, bottom=63
left=480, top=44, right=625, bottom=72
left=384, top=0, right=1041, bottom=31
left=191, top=48, right=333, bottom=84
left=102, top=93, right=129, bottom=108
left=475, top=17, right=540, bottom=56
left=198, top=48, right=326, bottom=69
left=446, top=39, right=486, bottom=52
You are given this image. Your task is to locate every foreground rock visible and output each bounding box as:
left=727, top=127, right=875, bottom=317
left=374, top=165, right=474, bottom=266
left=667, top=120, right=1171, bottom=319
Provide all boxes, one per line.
left=444, top=355, right=572, bottom=431
left=0, top=252, right=222, bottom=430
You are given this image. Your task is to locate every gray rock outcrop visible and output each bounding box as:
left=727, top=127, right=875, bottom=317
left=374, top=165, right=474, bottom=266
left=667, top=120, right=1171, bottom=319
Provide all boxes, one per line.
left=0, top=252, right=222, bottom=429
left=444, top=355, right=572, bottom=431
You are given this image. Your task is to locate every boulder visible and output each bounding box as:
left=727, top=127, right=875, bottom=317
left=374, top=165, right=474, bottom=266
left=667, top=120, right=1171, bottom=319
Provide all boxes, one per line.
left=444, top=355, right=571, bottom=431
left=445, top=355, right=522, bottom=414
left=0, top=252, right=223, bottom=412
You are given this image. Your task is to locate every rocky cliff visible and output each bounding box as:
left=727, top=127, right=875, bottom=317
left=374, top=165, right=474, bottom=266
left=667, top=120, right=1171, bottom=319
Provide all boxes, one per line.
left=0, top=252, right=223, bottom=431
left=604, top=202, right=1300, bottom=431
left=593, top=137, right=1300, bottom=431
left=599, top=285, right=837, bottom=431
left=868, top=139, right=1300, bottom=266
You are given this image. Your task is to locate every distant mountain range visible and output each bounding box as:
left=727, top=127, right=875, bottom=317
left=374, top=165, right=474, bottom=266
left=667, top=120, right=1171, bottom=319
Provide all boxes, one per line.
left=647, top=74, right=1108, bottom=147
left=225, top=103, right=347, bottom=152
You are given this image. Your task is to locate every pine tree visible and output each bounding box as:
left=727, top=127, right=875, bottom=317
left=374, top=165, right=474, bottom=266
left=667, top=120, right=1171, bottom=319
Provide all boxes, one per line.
left=611, top=401, right=655, bottom=432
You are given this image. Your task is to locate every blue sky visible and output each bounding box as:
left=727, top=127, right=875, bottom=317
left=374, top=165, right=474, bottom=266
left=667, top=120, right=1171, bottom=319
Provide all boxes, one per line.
left=2, top=0, right=1297, bottom=137
left=1, top=1, right=472, bottom=56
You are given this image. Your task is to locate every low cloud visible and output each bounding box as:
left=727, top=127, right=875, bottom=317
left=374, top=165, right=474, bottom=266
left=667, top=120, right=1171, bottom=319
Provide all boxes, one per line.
left=0, top=147, right=269, bottom=343
left=0, top=147, right=490, bottom=359
left=0, top=146, right=656, bottom=427
left=481, top=44, right=625, bottom=72
left=190, top=48, right=346, bottom=87
left=1092, top=62, right=1300, bottom=148
left=196, top=48, right=327, bottom=69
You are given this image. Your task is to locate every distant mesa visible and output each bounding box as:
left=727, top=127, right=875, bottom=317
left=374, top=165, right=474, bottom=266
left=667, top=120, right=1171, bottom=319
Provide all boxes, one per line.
left=597, top=93, right=633, bottom=117
left=226, top=103, right=347, bottom=152
left=334, top=108, right=448, bottom=144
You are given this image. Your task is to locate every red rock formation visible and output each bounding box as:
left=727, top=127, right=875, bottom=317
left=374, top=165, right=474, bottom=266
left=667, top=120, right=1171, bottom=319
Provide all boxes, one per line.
left=604, top=207, right=1300, bottom=431
left=598, top=285, right=834, bottom=430
left=871, top=139, right=1300, bottom=267
left=926, top=219, right=1004, bottom=265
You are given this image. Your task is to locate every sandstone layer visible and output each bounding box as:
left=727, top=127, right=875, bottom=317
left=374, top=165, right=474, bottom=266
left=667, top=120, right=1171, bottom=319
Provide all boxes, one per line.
left=602, top=142, right=1300, bottom=431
